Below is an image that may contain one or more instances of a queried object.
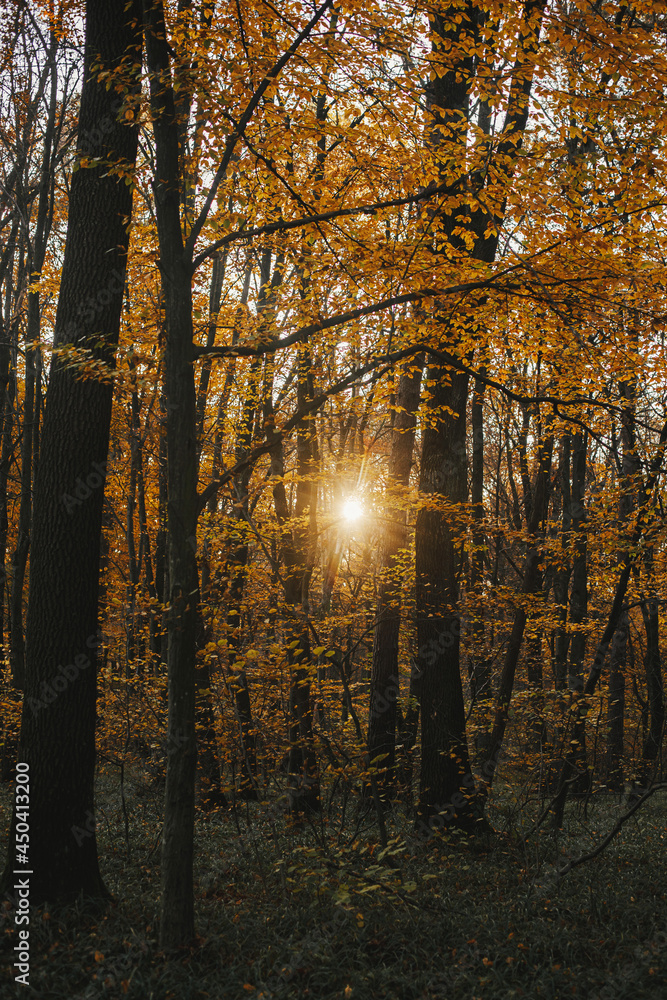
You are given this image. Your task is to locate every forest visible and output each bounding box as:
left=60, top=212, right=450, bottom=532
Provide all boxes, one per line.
left=0, top=0, right=666, bottom=997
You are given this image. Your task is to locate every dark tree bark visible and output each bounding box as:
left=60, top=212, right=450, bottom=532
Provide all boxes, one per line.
left=286, top=342, right=321, bottom=815
left=606, top=610, right=627, bottom=787
left=416, top=359, right=477, bottom=830
left=605, top=378, right=640, bottom=786
left=0, top=0, right=141, bottom=903
left=553, top=434, right=572, bottom=690
left=223, top=352, right=263, bottom=798
left=265, top=343, right=321, bottom=815
left=468, top=375, right=491, bottom=707
left=550, top=416, right=667, bottom=826
left=479, top=430, right=553, bottom=796
left=567, top=431, right=588, bottom=692
left=415, top=0, right=546, bottom=833
left=638, top=548, right=664, bottom=786
left=367, top=357, right=423, bottom=797
left=413, top=1, right=477, bottom=834
left=0, top=230, right=18, bottom=652
left=9, top=33, right=59, bottom=689
left=144, top=0, right=200, bottom=949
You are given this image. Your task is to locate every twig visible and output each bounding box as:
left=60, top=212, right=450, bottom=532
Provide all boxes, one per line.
left=555, top=783, right=667, bottom=880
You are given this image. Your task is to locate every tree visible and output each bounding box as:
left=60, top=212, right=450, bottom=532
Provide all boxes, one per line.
left=1, top=0, right=141, bottom=902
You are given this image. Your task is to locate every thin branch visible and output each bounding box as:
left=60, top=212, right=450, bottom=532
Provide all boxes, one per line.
left=185, top=0, right=335, bottom=255
left=191, top=177, right=468, bottom=269
left=555, top=783, right=667, bottom=880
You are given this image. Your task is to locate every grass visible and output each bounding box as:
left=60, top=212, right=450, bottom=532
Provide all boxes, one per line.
left=0, top=761, right=666, bottom=1000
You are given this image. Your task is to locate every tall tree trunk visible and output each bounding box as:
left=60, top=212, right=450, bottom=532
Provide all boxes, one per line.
left=553, top=434, right=572, bottom=690
left=413, top=1, right=476, bottom=834
left=265, top=345, right=321, bottom=815
left=560, top=429, right=590, bottom=795
left=286, top=342, right=321, bottom=814
left=9, top=33, right=58, bottom=689
left=416, top=359, right=476, bottom=830
left=1, top=0, right=140, bottom=903
left=367, top=356, right=422, bottom=797
left=638, top=548, right=664, bottom=786
left=0, top=234, right=18, bottom=652
left=469, top=374, right=491, bottom=708
left=605, top=378, right=640, bottom=786
left=567, top=431, right=588, bottom=692
left=125, top=372, right=140, bottom=671
left=606, top=610, right=627, bottom=787
left=224, top=354, right=263, bottom=798
left=479, top=430, right=553, bottom=796
left=415, top=0, right=545, bottom=833
left=144, top=0, right=200, bottom=949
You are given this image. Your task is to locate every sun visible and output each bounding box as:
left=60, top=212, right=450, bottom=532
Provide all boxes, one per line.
left=341, top=497, right=364, bottom=524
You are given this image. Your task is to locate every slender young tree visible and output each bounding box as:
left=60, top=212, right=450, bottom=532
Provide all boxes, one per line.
left=367, top=356, right=423, bottom=798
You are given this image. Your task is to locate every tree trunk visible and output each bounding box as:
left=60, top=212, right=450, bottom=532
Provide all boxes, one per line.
left=479, top=432, right=553, bottom=796
left=367, top=357, right=422, bottom=797
left=469, top=374, right=491, bottom=708
left=286, top=343, right=320, bottom=814
left=606, top=610, right=627, bottom=788
left=415, top=360, right=477, bottom=831
left=638, top=550, right=664, bottom=786
left=10, top=44, right=57, bottom=687
left=567, top=432, right=588, bottom=692
left=553, top=434, right=571, bottom=690
left=0, top=0, right=140, bottom=903
left=144, top=0, right=199, bottom=948
left=415, top=0, right=545, bottom=833
left=0, top=243, right=18, bottom=652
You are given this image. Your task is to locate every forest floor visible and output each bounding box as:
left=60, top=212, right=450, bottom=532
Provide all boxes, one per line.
left=0, top=761, right=666, bottom=1000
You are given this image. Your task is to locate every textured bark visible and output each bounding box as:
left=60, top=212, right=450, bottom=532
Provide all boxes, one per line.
left=567, top=432, right=588, bottom=692
left=416, top=360, right=476, bottom=829
left=415, top=0, right=546, bottom=833
left=606, top=610, right=627, bottom=787
left=225, top=353, right=263, bottom=797
left=144, top=0, right=199, bottom=948
left=0, top=0, right=140, bottom=903
left=367, top=358, right=422, bottom=796
left=0, top=241, right=17, bottom=650
left=604, top=379, right=640, bottom=786
left=480, top=432, right=553, bottom=795
left=265, top=344, right=320, bottom=815
left=553, top=435, right=572, bottom=690
left=413, top=2, right=476, bottom=833
left=639, top=552, right=664, bottom=785
left=468, top=375, right=491, bottom=705
left=10, top=47, right=58, bottom=688
left=285, top=344, right=320, bottom=814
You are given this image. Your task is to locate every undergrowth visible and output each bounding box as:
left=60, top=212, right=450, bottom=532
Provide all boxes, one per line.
left=0, top=761, right=666, bottom=1000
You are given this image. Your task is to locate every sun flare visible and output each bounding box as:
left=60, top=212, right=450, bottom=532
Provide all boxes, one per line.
left=341, top=497, right=364, bottom=523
